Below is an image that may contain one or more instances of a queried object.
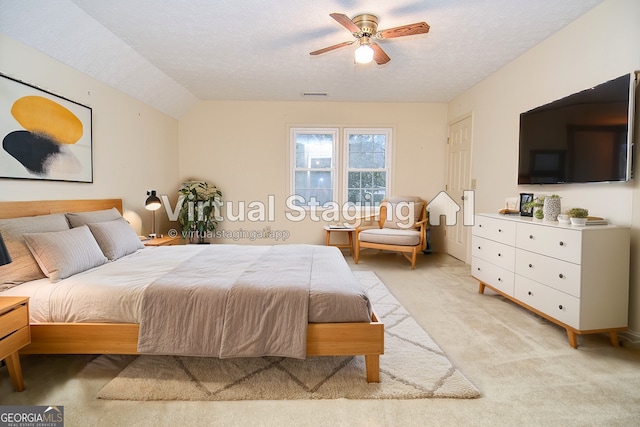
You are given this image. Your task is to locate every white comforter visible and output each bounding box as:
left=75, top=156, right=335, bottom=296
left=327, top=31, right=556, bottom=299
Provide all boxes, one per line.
left=1, top=244, right=372, bottom=358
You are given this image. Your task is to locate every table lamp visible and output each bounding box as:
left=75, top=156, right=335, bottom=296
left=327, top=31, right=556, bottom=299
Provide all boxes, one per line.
left=145, top=190, right=162, bottom=238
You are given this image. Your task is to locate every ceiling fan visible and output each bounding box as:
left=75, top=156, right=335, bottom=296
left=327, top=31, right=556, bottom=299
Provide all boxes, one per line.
left=310, top=13, right=430, bottom=65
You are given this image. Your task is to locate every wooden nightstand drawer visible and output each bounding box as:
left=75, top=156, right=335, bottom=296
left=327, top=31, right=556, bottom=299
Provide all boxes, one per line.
left=0, top=325, right=30, bottom=360
left=0, top=304, right=29, bottom=339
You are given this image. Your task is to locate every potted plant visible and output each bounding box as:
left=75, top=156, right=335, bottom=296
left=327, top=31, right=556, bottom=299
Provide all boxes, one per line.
left=523, top=195, right=545, bottom=219
left=178, top=180, right=222, bottom=243
left=568, top=207, right=588, bottom=226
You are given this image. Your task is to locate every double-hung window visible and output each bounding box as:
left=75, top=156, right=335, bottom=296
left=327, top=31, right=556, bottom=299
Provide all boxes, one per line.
left=290, top=128, right=337, bottom=208
left=290, top=127, right=391, bottom=209
left=344, top=128, right=391, bottom=207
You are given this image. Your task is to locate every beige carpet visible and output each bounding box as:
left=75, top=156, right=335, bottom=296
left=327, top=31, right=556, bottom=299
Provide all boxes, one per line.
left=94, top=271, right=480, bottom=401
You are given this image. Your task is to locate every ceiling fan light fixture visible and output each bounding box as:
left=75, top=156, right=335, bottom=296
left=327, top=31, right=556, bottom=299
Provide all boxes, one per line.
left=354, top=39, right=374, bottom=64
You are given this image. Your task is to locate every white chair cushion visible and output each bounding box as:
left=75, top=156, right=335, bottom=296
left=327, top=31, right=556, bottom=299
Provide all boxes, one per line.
left=358, top=228, right=421, bottom=246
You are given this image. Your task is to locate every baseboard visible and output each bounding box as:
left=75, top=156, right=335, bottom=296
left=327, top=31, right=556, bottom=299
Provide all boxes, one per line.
left=618, top=329, right=640, bottom=348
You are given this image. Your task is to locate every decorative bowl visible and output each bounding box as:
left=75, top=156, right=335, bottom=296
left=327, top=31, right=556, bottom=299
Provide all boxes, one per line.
left=570, top=217, right=587, bottom=226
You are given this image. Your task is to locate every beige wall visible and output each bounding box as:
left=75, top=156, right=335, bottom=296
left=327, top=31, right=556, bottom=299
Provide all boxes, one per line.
left=448, top=0, right=640, bottom=331
left=178, top=101, right=448, bottom=247
left=0, top=33, right=180, bottom=234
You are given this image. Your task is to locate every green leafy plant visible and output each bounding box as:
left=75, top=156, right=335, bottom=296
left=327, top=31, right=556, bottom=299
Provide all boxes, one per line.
left=178, top=180, right=222, bottom=243
left=568, top=207, right=589, bottom=218
left=522, top=195, right=547, bottom=219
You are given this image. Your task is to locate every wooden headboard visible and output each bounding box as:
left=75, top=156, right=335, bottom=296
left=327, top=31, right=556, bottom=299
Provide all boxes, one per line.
left=0, top=199, right=123, bottom=219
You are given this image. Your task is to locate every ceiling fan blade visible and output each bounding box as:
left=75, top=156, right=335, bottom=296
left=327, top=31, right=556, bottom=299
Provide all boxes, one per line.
left=377, top=22, right=430, bottom=39
left=371, top=43, right=391, bottom=65
left=330, top=13, right=361, bottom=34
left=310, top=41, right=354, bottom=56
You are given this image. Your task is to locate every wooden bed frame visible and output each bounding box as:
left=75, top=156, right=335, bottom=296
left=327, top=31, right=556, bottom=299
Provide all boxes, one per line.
left=0, top=199, right=384, bottom=382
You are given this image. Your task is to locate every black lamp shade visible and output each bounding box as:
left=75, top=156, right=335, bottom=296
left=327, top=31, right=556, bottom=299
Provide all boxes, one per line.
left=0, top=232, right=12, bottom=266
left=145, top=190, right=162, bottom=211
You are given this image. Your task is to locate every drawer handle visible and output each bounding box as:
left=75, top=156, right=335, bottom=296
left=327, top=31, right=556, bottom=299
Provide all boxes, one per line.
left=498, top=277, right=502, bottom=282
left=527, top=291, right=532, bottom=296
left=528, top=263, right=533, bottom=268
left=558, top=305, right=563, bottom=310
left=477, top=267, right=481, bottom=271
left=478, top=246, right=481, bottom=250
left=479, top=224, right=483, bottom=228
left=498, top=229, right=502, bottom=233
left=559, top=273, right=564, bottom=279
left=559, top=241, right=564, bottom=246
left=498, top=253, right=502, bottom=257
left=529, top=235, right=534, bottom=239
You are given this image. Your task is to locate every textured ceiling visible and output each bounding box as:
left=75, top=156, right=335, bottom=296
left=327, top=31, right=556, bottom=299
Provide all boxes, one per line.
left=0, top=0, right=604, bottom=118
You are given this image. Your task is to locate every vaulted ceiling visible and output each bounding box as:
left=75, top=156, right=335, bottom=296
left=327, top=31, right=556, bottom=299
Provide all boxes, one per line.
left=0, top=0, right=604, bottom=118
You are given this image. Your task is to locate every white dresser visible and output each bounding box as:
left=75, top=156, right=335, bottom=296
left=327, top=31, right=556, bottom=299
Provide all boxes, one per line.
left=471, top=213, right=630, bottom=348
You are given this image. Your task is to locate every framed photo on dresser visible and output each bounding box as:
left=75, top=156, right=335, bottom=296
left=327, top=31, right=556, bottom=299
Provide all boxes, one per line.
left=519, top=193, right=534, bottom=217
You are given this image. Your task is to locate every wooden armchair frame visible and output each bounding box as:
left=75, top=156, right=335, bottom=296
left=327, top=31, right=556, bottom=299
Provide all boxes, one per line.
left=354, top=198, right=428, bottom=269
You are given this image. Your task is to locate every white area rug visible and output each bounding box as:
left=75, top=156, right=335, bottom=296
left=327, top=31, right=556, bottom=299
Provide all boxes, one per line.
left=94, top=271, right=480, bottom=400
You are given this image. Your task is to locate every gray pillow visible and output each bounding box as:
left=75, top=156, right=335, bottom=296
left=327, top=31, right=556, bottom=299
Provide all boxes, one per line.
left=23, top=226, right=108, bottom=282
left=65, top=208, right=122, bottom=228
left=87, top=218, right=144, bottom=260
left=0, top=213, right=70, bottom=288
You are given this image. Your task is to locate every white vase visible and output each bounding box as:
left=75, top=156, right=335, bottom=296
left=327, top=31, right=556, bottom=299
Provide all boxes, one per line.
left=543, top=197, right=561, bottom=221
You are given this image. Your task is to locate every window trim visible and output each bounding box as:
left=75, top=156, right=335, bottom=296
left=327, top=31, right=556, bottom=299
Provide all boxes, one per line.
left=342, top=127, right=392, bottom=208
left=289, top=127, right=338, bottom=210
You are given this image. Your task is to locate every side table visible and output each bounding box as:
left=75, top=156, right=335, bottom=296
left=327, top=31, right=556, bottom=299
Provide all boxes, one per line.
left=323, top=225, right=355, bottom=256
left=143, top=235, right=181, bottom=246
left=0, top=296, right=30, bottom=392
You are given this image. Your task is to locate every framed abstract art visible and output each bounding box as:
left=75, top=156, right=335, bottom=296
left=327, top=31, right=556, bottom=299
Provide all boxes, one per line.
left=0, top=74, right=92, bottom=183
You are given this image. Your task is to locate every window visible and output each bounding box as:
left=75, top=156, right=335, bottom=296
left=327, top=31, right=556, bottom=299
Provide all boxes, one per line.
left=345, top=128, right=391, bottom=207
left=290, top=128, right=337, bottom=208
left=290, top=127, right=391, bottom=209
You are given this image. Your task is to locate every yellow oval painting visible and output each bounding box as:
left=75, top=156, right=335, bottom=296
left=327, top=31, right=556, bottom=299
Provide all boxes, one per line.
left=11, top=96, right=83, bottom=145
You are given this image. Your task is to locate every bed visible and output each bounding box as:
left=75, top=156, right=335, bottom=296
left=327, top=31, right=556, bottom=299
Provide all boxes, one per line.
left=0, top=199, right=384, bottom=382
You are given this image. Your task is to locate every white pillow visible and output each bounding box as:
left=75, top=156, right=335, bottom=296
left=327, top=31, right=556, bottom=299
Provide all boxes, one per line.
left=23, top=226, right=107, bottom=282
left=87, top=218, right=144, bottom=260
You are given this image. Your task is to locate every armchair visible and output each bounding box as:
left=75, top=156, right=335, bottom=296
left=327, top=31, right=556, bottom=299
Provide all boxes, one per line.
left=354, top=196, right=428, bottom=269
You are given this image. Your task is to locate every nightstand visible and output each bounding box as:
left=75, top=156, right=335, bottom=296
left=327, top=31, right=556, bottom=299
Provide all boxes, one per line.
left=0, top=296, right=30, bottom=392
left=143, top=235, right=181, bottom=246
left=323, top=225, right=355, bottom=256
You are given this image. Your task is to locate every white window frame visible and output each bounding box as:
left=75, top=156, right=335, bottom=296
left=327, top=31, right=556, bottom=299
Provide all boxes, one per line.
left=289, top=127, right=338, bottom=210
left=342, top=128, right=392, bottom=208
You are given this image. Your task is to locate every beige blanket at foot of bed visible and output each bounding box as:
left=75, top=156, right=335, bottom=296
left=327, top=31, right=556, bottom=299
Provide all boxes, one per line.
left=137, top=245, right=312, bottom=359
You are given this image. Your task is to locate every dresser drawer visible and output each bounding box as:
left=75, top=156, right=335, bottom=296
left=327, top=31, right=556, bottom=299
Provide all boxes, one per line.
left=516, top=223, right=582, bottom=263
left=472, top=236, right=516, bottom=271
left=515, top=249, right=581, bottom=297
left=473, top=216, right=516, bottom=245
left=0, top=325, right=30, bottom=360
left=515, top=276, right=580, bottom=328
left=0, top=304, right=28, bottom=339
left=472, top=256, right=514, bottom=296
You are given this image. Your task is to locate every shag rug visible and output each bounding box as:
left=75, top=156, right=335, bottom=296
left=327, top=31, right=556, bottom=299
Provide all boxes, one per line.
left=94, top=271, right=480, bottom=401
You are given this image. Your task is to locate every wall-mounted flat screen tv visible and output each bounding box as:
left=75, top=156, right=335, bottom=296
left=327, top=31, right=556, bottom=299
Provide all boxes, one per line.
left=518, top=72, right=637, bottom=184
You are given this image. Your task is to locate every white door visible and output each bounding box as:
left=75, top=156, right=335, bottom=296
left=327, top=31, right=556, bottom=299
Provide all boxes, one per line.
left=445, top=115, right=473, bottom=262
